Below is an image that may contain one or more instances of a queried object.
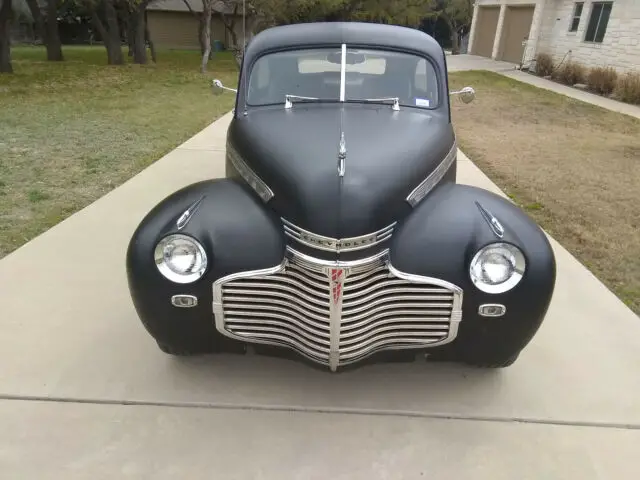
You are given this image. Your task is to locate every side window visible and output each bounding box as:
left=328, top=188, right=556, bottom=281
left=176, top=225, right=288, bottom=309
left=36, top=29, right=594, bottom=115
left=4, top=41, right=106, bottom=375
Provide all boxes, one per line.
left=569, top=2, right=584, bottom=32
left=584, top=1, right=613, bottom=43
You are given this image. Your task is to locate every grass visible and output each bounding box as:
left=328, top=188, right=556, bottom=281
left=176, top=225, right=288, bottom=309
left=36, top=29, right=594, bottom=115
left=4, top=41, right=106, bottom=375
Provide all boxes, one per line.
left=0, top=46, right=238, bottom=258
left=449, top=70, right=640, bottom=314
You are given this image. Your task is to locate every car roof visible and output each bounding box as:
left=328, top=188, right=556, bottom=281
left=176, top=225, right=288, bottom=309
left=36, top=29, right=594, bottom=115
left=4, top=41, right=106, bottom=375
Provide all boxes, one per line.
left=244, top=22, right=445, bottom=64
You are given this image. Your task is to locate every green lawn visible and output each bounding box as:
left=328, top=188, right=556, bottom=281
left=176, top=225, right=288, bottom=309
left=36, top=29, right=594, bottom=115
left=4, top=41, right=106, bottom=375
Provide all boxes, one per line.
left=0, top=46, right=237, bottom=258
left=449, top=71, right=640, bottom=314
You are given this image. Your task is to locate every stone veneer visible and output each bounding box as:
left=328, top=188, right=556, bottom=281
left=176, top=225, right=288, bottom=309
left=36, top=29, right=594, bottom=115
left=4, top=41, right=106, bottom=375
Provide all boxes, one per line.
left=469, top=0, right=640, bottom=72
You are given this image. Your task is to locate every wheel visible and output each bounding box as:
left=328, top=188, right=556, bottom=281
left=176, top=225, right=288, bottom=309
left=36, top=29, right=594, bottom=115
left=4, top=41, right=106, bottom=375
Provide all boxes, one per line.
left=462, top=351, right=520, bottom=368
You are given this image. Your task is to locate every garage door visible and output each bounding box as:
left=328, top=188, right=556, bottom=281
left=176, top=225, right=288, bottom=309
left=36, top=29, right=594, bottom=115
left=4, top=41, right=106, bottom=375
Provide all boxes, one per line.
left=499, top=6, right=535, bottom=64
left=472, top=6, right=500, bottom=58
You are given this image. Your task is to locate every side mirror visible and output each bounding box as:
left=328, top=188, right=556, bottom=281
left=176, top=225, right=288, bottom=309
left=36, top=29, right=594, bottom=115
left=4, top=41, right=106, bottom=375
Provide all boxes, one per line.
left=450, top=86, right=476, bottom=104
left=212, top=79, right=238, bottom=95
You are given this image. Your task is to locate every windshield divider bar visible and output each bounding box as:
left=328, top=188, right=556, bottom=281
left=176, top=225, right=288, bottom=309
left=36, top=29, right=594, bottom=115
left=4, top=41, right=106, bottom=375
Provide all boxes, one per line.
left=340, top=43, right=346, bottom=102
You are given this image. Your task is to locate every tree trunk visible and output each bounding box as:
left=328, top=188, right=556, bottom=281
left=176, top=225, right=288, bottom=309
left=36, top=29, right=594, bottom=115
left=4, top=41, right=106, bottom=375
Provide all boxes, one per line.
left=145, top=10, right=156, bottom=63
left=92, top=0, right=123, bottom=65
left=198, top=11, right=206, bottom=55
left=44, top=0, right=63, bottom=61
left=104, top=0, right=123, bottom=65
left=200, top=1, right=212, bottom=73
left=0, top=0, right=12, bottom=73
left=131, top=3, right=148, bottom=64
left=450, top=30, right=460, bottom=55
left=443, top=15, right=460, bottom=55
left=25, top=0, right=45, bottom=43
left=124, top=9, right=134, bottom=57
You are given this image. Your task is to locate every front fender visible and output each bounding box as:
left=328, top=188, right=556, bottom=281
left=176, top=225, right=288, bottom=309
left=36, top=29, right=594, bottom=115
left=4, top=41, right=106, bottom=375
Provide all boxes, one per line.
left=126, top=179, right=285, bottom=351
left=390, top=183, right=556, bottom=359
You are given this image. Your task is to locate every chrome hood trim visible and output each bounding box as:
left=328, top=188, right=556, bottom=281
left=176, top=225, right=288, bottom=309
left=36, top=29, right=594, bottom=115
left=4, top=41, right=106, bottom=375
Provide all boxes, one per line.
left=282, top=218, right=396, bottom=253
left=227, top=143, right=274, bottom=202
left=406, top=140, right=458, bottom=207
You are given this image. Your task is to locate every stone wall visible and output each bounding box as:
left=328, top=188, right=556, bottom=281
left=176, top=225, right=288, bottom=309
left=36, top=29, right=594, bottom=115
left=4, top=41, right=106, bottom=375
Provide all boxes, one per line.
left=538, top=0, right=640, bottom=72
left=470, top=0, right=640, bottom=72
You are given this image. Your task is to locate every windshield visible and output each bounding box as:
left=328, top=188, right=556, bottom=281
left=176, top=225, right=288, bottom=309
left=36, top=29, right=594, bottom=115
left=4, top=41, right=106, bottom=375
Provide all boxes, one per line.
left=246, top=47, right=439, bottom=109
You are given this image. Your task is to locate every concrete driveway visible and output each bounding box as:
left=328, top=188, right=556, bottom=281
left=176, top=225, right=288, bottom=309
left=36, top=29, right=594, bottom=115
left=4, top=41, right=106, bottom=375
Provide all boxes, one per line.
left=1, top=112, right=639, bottom=479
left=446, top=53, right=518, bottom=72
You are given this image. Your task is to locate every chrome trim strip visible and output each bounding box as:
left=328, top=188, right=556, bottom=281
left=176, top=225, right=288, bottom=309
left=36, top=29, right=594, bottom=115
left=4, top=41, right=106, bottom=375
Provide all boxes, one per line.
left=212, top=247, right=464, bottom=371
left=226, top=144, right=274, bottom=202
left=282, top=218, right=396, bottom=253
left=406, top=141, right=458, bottom=207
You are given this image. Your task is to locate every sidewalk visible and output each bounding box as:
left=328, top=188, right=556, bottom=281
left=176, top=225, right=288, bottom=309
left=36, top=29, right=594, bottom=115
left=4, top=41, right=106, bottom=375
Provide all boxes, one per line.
left=1, top=114, right=640, bottom=478
left=501, top=70, right=640, bottom=120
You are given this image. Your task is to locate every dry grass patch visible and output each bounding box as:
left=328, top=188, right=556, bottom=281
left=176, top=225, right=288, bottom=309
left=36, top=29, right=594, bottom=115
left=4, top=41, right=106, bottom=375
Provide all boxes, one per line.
left=449, top=71, right=640, bottom=314
left=0, top=46, right=237, bottom=258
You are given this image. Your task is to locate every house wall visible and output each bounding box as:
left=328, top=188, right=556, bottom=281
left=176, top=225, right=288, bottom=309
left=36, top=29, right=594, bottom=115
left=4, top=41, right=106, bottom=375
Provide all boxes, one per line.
left=470, top=0, right=640, bottom=71
left=468, top=0, right=548, bottom=64
left=537, top=0, right=640, bottom=72
left=147, top=11, right=230, bottom=49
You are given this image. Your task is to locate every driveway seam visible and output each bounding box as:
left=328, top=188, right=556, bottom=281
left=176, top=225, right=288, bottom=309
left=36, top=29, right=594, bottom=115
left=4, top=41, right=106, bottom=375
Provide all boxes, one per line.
left=2, top=394, right=639, bottom=431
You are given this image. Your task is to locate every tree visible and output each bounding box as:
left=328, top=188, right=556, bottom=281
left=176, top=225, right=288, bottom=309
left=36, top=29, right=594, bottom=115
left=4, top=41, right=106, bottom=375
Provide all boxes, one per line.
left=0, top=0, right=12, bottom=73
left=200, top=0, right=212, bottom=72
left=87, top=0, right=124, bottom=64
left=24, top=0, right=64, bottom=60
left=128, top=0, right=154, bottom=64
left=426, top=0, right=473, bottom=54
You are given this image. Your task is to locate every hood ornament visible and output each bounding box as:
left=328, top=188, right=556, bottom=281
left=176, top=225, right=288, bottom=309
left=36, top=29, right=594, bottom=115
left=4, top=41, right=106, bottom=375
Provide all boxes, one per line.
left=338, top=132, right=346, bottom=177
left=475, top=201, right=505, bottom=238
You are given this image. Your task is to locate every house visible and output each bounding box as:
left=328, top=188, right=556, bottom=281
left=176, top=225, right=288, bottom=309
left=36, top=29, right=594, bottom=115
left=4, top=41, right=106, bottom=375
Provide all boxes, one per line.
left=147, top=0, right=247, bottom=50
left=468, top=0, right=640, bottom=72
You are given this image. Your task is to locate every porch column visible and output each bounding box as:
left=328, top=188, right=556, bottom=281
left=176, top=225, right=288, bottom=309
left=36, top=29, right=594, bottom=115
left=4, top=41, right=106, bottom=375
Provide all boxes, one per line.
left=467, top=2, right=480, bottom=54
left=491, top=2, right=507, bottom=59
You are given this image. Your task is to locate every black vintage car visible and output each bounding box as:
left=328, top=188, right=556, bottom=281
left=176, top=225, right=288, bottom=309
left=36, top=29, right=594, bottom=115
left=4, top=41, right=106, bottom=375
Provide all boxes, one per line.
left=126, top=22, right=556, bottom=372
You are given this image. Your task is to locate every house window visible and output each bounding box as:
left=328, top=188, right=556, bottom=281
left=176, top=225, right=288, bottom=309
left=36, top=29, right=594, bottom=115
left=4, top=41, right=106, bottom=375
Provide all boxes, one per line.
left=584, top=1, right=613, bottom=43
left=569, top=2, right=584, bottom=32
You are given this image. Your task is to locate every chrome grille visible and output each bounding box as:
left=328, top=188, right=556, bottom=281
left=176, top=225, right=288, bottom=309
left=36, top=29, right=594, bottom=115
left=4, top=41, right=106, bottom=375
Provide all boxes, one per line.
left=213, top=248, right=463, bottom=371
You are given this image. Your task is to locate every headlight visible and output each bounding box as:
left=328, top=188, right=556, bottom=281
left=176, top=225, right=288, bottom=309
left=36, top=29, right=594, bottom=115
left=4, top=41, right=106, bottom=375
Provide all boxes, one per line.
left=469, top=242, right=526, bottom=294
left=154, top=234, right=208, bottom=284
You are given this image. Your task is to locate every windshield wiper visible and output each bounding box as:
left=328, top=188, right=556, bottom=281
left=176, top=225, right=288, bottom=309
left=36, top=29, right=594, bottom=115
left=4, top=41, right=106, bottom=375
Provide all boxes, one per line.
left=284, top=94, right=400, bottom=111
left=347, top=97, right=400, bottom=111
left=284, top=95, right=338, bottom=109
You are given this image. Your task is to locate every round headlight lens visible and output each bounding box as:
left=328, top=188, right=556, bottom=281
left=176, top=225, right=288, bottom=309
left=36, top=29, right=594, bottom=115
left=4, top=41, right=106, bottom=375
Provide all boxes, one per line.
left=469, top=243, right=526, bottom=294
left=154, top=234, right=207, bottom=284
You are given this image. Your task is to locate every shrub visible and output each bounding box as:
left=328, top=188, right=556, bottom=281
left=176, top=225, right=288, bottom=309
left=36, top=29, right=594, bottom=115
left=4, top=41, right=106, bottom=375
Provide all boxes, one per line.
left=552, top=61, right=587, bottom=86
left=615, top=72, right=640, bottom=104
left=587, top=66, right=618, bottom=95
left=535, top=53, right=554, bottom=77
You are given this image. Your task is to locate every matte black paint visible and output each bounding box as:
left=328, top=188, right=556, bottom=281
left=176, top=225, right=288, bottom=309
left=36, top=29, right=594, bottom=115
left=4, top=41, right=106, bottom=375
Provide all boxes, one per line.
left=126, top=22, right=556, bottom=368
left=390, top=184, right=556, bottom=363
left=126, top=179, right=285, bottom=353
left=228, top=104, right=454, bottom=243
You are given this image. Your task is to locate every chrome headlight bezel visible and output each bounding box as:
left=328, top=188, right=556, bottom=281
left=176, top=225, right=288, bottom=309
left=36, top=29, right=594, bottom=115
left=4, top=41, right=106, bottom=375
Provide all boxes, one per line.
left=154, top=234, right=208, bottom=284
left=469, top=242, right=526, bottom=294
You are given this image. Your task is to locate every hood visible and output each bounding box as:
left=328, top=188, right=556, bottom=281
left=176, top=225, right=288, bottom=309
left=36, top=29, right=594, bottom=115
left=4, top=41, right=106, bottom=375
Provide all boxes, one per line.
left=228, top=104, right=454, bottom=241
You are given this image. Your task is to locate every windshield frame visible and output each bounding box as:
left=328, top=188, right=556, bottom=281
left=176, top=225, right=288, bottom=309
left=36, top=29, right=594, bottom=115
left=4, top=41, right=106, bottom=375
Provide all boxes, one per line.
left=241, top=43, right=443, bottom=111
